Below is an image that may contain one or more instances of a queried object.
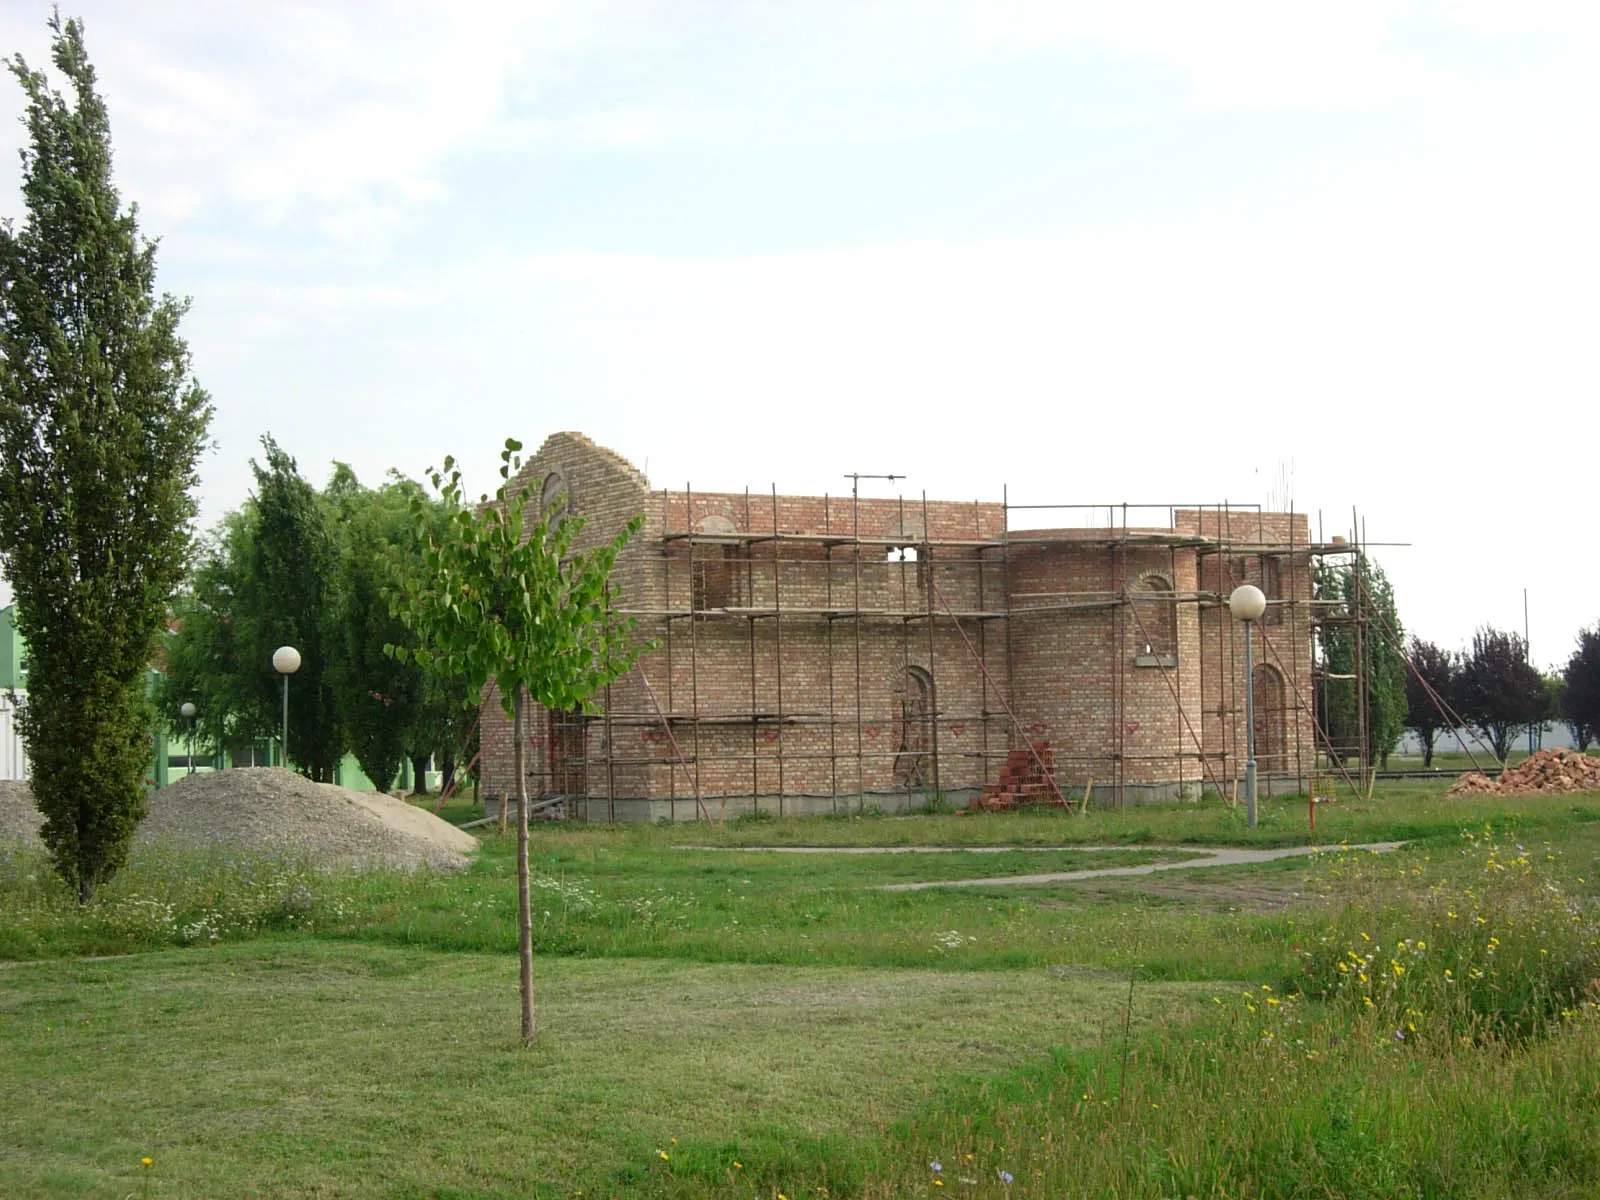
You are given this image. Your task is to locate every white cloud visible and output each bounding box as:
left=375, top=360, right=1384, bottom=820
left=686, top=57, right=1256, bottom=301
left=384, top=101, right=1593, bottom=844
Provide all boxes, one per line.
left=0, top=0, right=637, bottom=243
left=1, top=0, right=1597, bottom=657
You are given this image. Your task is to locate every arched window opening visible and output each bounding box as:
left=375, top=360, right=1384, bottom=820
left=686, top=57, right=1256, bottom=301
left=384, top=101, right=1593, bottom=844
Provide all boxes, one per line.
left=1262, top=555, right=1284, bottom=626
left=1133, top=574, right=1177, bottom=665
left=540, top=470, right=570, bottom=522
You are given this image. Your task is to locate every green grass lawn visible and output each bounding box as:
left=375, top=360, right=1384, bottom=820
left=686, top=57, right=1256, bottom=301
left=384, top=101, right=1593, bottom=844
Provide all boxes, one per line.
left=3, top=780, right=1600, bottom=1197
left=0, top=942, right=1208, bottom=1198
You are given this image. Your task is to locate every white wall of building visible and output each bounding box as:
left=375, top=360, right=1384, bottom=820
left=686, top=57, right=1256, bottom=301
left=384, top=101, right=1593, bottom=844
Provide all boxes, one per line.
left=1, top=691, right=26, bottom=781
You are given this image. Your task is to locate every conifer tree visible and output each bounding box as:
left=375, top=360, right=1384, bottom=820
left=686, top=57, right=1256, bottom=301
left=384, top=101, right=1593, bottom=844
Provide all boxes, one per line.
left=0, top=15, right=212, bottom=899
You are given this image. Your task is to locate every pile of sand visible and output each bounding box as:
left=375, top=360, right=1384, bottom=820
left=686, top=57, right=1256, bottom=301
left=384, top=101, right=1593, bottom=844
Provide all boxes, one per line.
left=0, top=767, right=476, bottom=872
left=1447, top=749, right=1600, bottom=798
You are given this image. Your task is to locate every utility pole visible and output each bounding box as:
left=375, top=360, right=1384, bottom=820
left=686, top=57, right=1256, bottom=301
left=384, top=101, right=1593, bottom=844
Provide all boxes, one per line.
left=845, top=473, right=901, bottom=810
left=1526, top=589, right=1536, bottom=757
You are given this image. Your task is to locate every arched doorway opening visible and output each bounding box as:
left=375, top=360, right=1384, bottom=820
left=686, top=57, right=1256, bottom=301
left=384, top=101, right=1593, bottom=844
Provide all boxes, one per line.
left=892, top=666, right=934, bottom=789
left=1251, top=664, right=1287, bottom=776
left=549, top=708, right=586, bottom=796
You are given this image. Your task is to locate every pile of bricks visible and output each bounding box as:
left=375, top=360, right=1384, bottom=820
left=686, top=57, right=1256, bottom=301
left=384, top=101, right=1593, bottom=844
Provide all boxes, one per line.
left=970, top=741, right=1067, bottom=812
left=1447, top=749, right=1600, bottom=797
left=1447, top=771, right=1501, bottom=796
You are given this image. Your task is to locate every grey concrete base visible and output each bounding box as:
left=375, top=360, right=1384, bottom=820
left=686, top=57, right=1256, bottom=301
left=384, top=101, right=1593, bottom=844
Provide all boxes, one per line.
left=1078, top=780, right=1204, bottom=807
left=485, top=789, right=982, bottom=823
left=1199, top=775, right=1310, bottom=802
left=483, top=776, right=1311, bottom=822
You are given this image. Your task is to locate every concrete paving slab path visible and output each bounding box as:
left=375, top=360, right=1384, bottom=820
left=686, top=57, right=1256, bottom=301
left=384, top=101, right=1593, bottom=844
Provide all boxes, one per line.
left=877, top=841, right=1406, bottom=891
left=676, top=841, right=1407, bottom=889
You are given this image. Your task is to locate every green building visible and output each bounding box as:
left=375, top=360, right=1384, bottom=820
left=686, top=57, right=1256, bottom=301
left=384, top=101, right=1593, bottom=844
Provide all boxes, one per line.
left=0, top=604, right=28, bottom=690
left=2, top=605, right=428, bottom=792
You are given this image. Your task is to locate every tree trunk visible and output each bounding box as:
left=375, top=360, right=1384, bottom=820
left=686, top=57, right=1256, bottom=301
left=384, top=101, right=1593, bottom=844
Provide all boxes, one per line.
left=409, top=753, right=430, bottom=796
left=1421, top=731, right=1435, bottom=769
left=514, top=688, right=535, bottom=1046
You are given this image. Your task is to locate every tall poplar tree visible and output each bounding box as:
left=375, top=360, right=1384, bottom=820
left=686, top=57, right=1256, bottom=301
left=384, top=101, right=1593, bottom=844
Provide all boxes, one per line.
left=0, top=15, right=212, bottom=899
left=1316, top=559, right=1407, bottom=768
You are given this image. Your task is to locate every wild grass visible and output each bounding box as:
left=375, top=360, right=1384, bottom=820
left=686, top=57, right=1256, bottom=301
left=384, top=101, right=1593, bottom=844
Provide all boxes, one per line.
left=841, top=828, right=1600, bottom=1200
left=626, top=782, right=1600, bottom=850
left=0, top=840, right=343, bottom=959
left=2, top=782, right=1599, bottom=1196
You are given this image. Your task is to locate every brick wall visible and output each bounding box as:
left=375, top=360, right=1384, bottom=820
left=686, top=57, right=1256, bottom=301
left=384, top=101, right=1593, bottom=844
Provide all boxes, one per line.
left=480, top=435, right=1318, bottom=814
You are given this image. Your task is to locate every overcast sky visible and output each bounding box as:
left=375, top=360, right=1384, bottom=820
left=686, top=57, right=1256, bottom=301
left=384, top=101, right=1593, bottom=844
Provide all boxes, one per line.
left=0, top=1, right=1594, bottom=666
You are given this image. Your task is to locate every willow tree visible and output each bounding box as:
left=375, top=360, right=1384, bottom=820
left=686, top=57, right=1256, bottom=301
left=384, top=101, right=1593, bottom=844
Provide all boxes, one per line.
left=388, top=439, right=641, bottom=1044
left=0, top=15, right=211, bottom=900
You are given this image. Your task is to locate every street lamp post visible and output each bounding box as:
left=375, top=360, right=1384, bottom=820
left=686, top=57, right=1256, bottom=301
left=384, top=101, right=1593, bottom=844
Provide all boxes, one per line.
left=1229, top=585, right=1267, bottom=828
left=272, top=646, right=302, bottom=767
left=180, top=702, right=197, bottom=776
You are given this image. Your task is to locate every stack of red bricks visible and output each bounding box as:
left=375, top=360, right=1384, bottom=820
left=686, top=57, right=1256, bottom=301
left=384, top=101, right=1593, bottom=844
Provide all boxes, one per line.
left=970, top=741, right=1065, bottom=811
left=1448, top=748, right=1600, bottom=797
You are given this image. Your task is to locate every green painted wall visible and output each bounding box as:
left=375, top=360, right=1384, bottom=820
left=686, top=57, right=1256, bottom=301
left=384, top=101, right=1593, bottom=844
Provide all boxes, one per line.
left=0, top=605, right=27, bottom=690
left=3, top=608, right=436, bottom=792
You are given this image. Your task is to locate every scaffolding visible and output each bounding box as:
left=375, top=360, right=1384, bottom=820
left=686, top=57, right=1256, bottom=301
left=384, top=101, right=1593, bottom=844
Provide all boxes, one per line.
left=514, top=482, right=1380, bottom=819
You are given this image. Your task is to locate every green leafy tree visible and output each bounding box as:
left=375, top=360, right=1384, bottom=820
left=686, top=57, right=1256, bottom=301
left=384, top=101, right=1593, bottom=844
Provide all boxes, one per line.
left=1457, top=626, right=1545, bottom=763
left=1561, top=627, right=1600, bottom=751
left=326, top=464, right=420, bottom=793
left=1403, top=637, right=1457, bottom=768
left=156, top=510, right=269, bottom=757
left=0, top=16, right=212, bottom=900
left=246, top=437, right=344, bottom=780
left=325, top=462, right=471, bottom=797
left=403, top=660, right=476, bottom=797
left=160, top=455, right=471, bottom=789
left=1316, top=560, right=1407, bottom=768
left=388, top=439, right=642, bottom=1044
left=1540, top=673, right=1563, bottom=751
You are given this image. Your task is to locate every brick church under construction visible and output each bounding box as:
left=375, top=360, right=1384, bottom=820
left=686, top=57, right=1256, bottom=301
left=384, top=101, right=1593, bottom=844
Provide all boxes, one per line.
left=478, top=432, right=1353, bottom=820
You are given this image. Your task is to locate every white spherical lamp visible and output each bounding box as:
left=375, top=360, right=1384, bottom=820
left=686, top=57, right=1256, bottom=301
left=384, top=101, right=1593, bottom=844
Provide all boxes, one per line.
left=272, top=645, right=301, bottom=768
left=179, top=701, right=198, bottom=776
left=1228, top=584, right=1267, bottom=623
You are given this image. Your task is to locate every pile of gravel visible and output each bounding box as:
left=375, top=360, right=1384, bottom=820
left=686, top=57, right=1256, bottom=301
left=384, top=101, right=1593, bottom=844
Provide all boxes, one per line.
left=0, top=768, right=476, bottom=873
left=0, top=779, right=43, bottom=846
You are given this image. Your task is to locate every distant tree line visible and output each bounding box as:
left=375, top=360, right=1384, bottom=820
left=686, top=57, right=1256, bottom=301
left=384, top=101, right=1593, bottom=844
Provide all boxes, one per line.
left=1315, top=560, right=1595, bottom=769
left=1400, top=627, right=1596, bottom=766
left=156, top=436, right=476, bottom=794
